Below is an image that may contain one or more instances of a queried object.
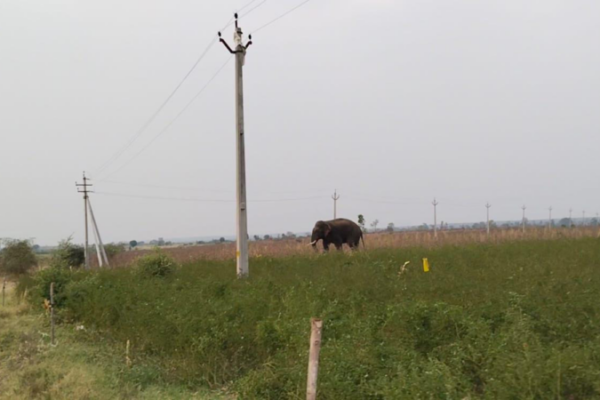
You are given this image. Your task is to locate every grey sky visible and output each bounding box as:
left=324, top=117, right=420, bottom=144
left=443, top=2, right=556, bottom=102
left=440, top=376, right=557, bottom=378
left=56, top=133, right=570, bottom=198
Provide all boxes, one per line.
left=1, top=0, right=599, bottom=245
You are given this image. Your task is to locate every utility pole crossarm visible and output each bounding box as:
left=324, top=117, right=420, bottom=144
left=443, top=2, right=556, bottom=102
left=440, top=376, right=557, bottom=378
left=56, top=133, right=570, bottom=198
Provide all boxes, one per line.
left=218, top=13, right=253, bottom=54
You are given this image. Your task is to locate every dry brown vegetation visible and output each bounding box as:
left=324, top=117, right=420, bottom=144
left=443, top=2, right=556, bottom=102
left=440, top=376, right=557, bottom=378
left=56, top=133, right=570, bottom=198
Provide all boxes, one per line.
left=108, top=227, right=600, bottom=267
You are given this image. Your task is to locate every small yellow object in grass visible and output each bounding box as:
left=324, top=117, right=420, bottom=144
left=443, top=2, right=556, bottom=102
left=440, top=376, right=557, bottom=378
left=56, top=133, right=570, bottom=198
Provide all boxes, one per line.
left=43, top=298, right=51, bottom=313
left=423, top=258, right=430, bottom=272
left=236, top=251, right=240, bottom=258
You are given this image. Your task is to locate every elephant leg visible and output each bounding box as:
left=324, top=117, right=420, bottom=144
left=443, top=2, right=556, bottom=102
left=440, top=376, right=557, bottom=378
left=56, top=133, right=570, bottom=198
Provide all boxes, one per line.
left=333, top=240, right=344, bottom=251
left=348, top=241, right=356, bottom=251
left=322, top=241, right=330, bottom=252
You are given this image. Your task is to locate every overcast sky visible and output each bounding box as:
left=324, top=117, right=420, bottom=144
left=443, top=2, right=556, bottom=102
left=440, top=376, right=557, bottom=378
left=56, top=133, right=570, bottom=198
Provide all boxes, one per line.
left=1, top=0, right=599, bottom=245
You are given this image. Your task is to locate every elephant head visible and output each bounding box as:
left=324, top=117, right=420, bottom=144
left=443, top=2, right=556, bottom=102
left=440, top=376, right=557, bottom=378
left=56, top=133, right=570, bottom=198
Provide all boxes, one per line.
left=310, top=220, right=331, bottom=247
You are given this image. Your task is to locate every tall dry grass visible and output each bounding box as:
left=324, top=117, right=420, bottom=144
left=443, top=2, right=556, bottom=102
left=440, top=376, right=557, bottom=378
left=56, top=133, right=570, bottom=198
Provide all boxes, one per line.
left=108, top=227, right=600, bottom=267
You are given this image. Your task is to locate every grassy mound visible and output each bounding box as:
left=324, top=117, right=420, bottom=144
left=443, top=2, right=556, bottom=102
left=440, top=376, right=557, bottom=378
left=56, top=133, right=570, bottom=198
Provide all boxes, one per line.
left=19, top=238, right=600, bottom=399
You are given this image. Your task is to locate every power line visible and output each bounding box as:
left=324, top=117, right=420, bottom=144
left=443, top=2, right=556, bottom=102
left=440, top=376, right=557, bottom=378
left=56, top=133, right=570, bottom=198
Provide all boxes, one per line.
left=98, top=179, right=332, bottom=196
left=241, top=0, right=268, bottom=19
left=344, top=196, right=424, bottom=206
left=97, top=179, right=231, bottom=193
left=239, top=0, right=260, bottom=12
left=95, top=191, right=325, bottom=203
left=99, top=56, right=233, bottom=179
left=220, top=0, right=268, bottom=32
left=252, top=0, right=313, bottom=34
left=92, top=38, right=219, bottom=177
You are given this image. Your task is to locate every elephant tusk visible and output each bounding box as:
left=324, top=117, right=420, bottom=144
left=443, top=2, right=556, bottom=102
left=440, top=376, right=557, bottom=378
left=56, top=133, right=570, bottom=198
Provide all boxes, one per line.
left=309, top=240, right=318, bottom=246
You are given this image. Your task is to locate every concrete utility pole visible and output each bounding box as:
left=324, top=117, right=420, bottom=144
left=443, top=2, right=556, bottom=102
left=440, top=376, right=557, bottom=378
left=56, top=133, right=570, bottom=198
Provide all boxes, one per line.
left=521, top=205, right=527, bottom=233
left=486, top=202, right=491, bottom=237
left=219, top=14, right=253, bottom=278
left=76, top=172, right=92, bottom=270
left=87, top=198, right=109, bottom=267
left=548, top=206, right=553, bottom=229
left=332, top=190, right=340, bottom=219
left=432, top=198, right=439, bottom=238
left=569, top=208, right=573, bottom=228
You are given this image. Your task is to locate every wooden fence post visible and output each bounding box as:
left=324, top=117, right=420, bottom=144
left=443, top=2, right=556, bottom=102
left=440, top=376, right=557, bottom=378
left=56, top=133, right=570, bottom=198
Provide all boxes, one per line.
left=50, top=282, right=55, bottom=345
left=306, top=318, right=323, bottom=400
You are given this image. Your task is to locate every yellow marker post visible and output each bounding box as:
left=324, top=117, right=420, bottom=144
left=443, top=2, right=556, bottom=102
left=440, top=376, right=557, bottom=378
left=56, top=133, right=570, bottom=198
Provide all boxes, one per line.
left=423, top=258, right=430, bottom=272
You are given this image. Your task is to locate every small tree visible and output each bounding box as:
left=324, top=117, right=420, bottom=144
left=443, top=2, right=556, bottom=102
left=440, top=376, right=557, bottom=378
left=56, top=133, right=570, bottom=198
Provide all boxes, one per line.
left=0, top=239, right=37, bottom=275
left=386, top=223, right=394, bottom=233
left=263, top=234, right=271, bottom=240
left=219, top=237, right=225, bottom=243
left=52, top=237, right=85, bottom=269
left=129, top=240, right=138, bottom=249
left=358, top=215, right=366, bottom=232
left=370, top=219, right=379, bottom=232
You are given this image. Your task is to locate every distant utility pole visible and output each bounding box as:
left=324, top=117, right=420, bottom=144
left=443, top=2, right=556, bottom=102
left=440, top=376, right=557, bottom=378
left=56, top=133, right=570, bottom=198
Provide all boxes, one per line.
left=569, top=208, right=573, bottom=228
left=432, top=198, right=439, bottom=238
left=548, top=206, right=553, bottom=229
left=521, top=205, right=527, bottom=233
left=75, top=172, right=92, bottom=270
left=219, top=14, right=253, bottom=278
left=332, top=190, right=340, bottom=219
left=486, top=202, right=491, bottom=237
left=87, top=198, right=109, bottom=267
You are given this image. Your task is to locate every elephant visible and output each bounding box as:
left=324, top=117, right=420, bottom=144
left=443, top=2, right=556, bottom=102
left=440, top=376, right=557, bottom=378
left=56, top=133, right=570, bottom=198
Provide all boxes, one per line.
left=310, top=218, right=365, bottom=252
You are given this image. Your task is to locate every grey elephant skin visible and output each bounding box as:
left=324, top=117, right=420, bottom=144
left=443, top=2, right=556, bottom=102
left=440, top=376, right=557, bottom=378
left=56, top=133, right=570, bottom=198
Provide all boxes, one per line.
left=310, top=218, right=365, bottom=252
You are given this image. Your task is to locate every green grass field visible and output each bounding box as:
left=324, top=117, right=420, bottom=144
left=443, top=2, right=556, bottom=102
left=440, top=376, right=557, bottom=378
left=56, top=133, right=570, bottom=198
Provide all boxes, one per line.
left=0, top=283, right=230, bottom=399
left=11, top=237, right=600, bottom=399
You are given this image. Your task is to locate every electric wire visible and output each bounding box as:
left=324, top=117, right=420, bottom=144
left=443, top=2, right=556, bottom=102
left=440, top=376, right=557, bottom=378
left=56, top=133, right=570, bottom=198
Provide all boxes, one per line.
left=92, top=39, right=219, bottom=178
left=97, top=179, right=231, bottom=193
left=220, top=0, right=268, bottom=32
left=344, top=196, right=425, bottom=206
left=95, top=191, right=326, bottom=203
left=252, top=0, right=313, bottom=34
left=241, top=0, right=268, bottom=19
left=98, top=179, right=332, bottom=196
left=99, top=56, right=233, bottom=180
left=238, top=0, right=260, bottom=12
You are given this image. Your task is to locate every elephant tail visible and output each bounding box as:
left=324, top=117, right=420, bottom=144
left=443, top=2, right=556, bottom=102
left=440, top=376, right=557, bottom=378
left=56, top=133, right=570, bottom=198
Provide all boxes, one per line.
left=360, top=232, right=366, bottom=250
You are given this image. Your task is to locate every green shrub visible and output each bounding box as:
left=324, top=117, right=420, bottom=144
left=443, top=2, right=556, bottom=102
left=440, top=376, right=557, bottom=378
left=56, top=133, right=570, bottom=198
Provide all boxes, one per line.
left=32, top=266, right=78, bottom=308
left=0, top=240, right=37, bottom=275
left=135, top=251, right=178, bottom=278
left=51, top=237, right=85, bottom=269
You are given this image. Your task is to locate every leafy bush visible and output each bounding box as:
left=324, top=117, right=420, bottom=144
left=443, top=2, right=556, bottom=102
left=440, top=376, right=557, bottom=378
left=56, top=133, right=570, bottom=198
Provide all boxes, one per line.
left=51, top=237, right=85, bottom=269
left=0, top=240, right=37, bottom=275
left=135, top=251, right=178, bottom=278
left=32, top=266, right=78, bottom=308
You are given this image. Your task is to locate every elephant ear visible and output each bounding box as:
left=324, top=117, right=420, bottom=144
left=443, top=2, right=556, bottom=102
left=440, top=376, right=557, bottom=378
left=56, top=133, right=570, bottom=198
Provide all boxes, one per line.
left=324, top=223, right=332, bottom=237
